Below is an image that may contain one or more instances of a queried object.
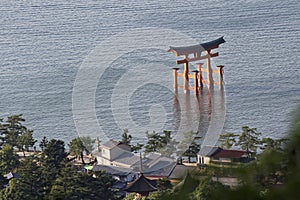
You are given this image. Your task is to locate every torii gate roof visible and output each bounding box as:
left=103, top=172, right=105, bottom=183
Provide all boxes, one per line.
left=168, top=36, right=225, bottom=56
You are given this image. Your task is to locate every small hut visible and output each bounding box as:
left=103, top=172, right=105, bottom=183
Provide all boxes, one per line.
left=125, top=173, right=157, bottom=196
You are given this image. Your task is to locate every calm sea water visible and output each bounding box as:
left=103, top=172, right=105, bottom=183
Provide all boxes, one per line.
left=0, top=0, right=299, bottom=144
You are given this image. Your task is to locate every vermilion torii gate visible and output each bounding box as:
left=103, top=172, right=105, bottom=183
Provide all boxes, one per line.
left=168, top=37, right=226, bottom=94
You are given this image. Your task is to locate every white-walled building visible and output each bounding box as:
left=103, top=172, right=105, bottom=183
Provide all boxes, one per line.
left=197, top=146, right=222, bottom=165
left=96, top=139, right=140, bottom=169
left=197, top=146, right=250, bottom=165
left=96, top=140, right=177, bottom=179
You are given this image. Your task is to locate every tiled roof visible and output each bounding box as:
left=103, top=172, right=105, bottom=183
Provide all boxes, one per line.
left=212, top=149, right=248, bottom=159
left=113, top=152, right=140, bottom=166
left=92, top=165, right=133, bottom=176
left=168, top=164, right=197, bottom=180
left=143, top=161, right=176, bottom=177
left=198, top=146, right=222, bottom=156
left=113, top=180, right=127, bottom=190
left=143, top=152, right=161, bottom=166
left=125, top=173, right=157, bottom=193
left=101, top=139, right=120, bottom=149
left=141, top=153, right=176, bottom=177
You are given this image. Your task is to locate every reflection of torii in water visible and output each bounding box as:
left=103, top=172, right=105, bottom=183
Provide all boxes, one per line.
left=169, top=37, right=226, bottom=148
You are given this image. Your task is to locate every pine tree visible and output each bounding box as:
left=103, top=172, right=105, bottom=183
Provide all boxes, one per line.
left=0, top=114, right=28, bottom=148
left=79, top=136, right=95, bottom=154
left=238, top=126, right=261, bottom=154
left=219, top=133, right=239, bottom=149
left=50, top=165, right=117, bottom=200
left=40, top=139, right=68, bottom=193
left=68, top=137, right=86, bottom=164
left=1, top=156, right=43, bottom=200
left=219, top=126, right=262, bottom=156
left=17, top=130, right=37, bottom=156
left=39, top=136, right=48, bottom=151
left=121, top=129, right=132, bottom=145
left=0, top=115, right=36, bottom=154
left=182, top=142, right=200, bottom=163
left=0, top=144, right=19, bottom=173
left=144, top=130, right=172, bottom=154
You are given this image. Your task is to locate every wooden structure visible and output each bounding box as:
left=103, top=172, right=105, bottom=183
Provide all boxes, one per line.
left=169, top=37, right=226, bottom=93
left=125, top=173, right=157, bottom=196
left=197, top=146, right=251, bottom=165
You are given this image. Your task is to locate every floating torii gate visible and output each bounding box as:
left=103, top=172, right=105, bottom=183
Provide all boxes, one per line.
left=168, top=37, right=226, bottom=94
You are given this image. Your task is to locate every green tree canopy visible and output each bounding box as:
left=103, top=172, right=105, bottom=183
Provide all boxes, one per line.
left=0, top=114, right=29, bottom=148
left=39, top=136, right=48, bottom=151
left=1, top=156, right=43, bottom=200
left=260, top=137, right=288, bottom=153
left=219, top=126, right=262, bottom=156
left=144, top=130, right=172, bottom=154
left=40, top=139, right=68, bottom=193
left=42, top=139, right=68, bottom=165
left=79, top=136, right=95, bottom=154
left=121, top=129, right=132, bottom=145
left=131, top=143, right=144, bottom=153
left=17, top=129, right=36, bottom=156
left=238, top=126, right=261, bottom=153
left=68, top=137, right=86, bottom=164
left=219, top=133, right=239, bottom=149
left=50, top=167, right=116, bottom=200
left=182, top=142, right=200, bottom=163
left=0, top=144, right=19, bottom=174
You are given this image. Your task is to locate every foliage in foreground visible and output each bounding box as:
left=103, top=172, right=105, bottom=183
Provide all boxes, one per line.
left=0, top=116, right=118, bottom=200
left=139, top=106, right=300, bottom=200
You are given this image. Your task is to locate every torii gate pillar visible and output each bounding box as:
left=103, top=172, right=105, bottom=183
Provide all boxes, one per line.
left=197, top=63, right=204, bottom=88
left=173, top=68, right=179, bottom=93
left=183, top=56, right=189, bottom=93
left=217, top=65, right=225, bottom=90
left=206, top=50, right=214, bottom=89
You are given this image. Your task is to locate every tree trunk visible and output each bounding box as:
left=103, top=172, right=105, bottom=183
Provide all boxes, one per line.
left=81, top=152, right=85, bottom=164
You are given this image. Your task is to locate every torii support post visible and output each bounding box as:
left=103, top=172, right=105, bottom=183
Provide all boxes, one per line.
left=206, top=50, right=214, bottom=89
left=192, top=70, right=199, bottom=94
left=183, top=56, right=189, bottom=93
left=197, top=63, right=204, bottom=89
left=173, top=68, right=179, bottom=92
left=217, top=65, right=224, bottom=90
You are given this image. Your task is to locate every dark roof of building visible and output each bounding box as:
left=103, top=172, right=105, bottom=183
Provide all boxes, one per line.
left=140, top=153, right=176, bottom=177
left=92, top=165, right=133, bottom=176
left=143, top=161, right=176, bottom=178
left=168, top=164, right=197, bottom=180
left=142, top=153, right=161, bottom=166
left=212, top=149, right=248, bottom=159
left=168, top=36, right=225, bottom=56
left=113, top=180, right=127, bottom=190
left=125, top=173, right=157, bottom=193
left=113, top=151, right=140, bottom=166
left=198, top=146, right=222, bottom=157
